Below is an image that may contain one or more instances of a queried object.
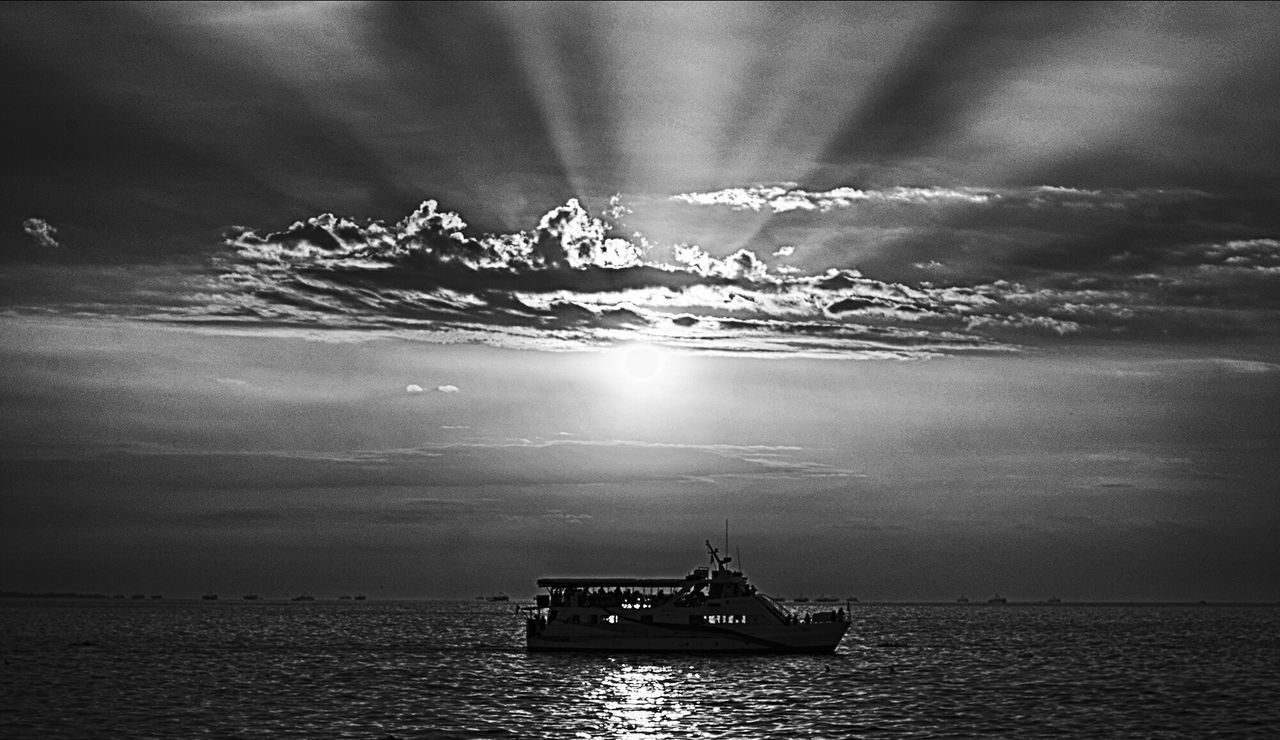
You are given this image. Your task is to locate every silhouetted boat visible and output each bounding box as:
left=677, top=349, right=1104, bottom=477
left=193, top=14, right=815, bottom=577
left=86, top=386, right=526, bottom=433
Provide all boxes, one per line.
left=987, top=594, right=1007, bottom=604
left=1047, top=597, right=1062, bottom=604
left=353, top=595, right=367, bottom=601
left=291, top=594, right=314, bottom=602
left=524, top=540, right=850, bottom=653
left=201, top=592, right=218, bottom=601
left=815, top=595, right=840, bottom=603
left=242, top=594, right=259, bottom=601
left=486, top=593, right=510, bottom=602
left=957, top=596, right=970, bottom=603
left=792, top=595, right=810, bottom=603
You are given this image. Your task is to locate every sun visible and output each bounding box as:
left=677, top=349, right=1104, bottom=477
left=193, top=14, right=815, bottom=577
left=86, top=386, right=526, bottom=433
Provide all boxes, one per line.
left=621, top=343, right=662, bottom=382
left=603, top=342, right=675, bottom=399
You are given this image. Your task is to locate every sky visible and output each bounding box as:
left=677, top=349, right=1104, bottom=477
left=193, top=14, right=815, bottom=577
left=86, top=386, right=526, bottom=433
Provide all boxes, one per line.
left=2, top=1, right=1279, bottom=601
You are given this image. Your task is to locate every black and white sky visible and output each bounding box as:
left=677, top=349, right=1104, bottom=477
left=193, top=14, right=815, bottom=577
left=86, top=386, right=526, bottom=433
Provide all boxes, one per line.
left=3, top=1, right=1278, bottom=600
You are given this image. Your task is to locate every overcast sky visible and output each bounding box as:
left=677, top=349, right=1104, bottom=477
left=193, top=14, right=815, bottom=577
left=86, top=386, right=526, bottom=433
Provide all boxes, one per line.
left=2, top=2, right=1278, bottom=601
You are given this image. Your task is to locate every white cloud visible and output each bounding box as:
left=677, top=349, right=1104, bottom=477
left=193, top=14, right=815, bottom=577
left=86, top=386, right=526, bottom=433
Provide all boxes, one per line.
left=436, top=385, right=459, bottom=393
left=671, top=184, right=994, bottom=212
left=405, top=384, right=424, bottom=393
left=22, top=218, right=61, bottom=248
left=201, top=190, right=1280, bottom=359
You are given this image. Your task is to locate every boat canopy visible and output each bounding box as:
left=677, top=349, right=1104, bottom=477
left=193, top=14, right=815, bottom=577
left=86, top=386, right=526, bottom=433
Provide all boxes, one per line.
left=537, top=577, right=692, bottom=588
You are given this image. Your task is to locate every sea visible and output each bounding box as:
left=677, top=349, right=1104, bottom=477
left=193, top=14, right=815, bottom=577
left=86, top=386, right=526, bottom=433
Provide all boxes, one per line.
left=2, top=599, right=1278, bottom=738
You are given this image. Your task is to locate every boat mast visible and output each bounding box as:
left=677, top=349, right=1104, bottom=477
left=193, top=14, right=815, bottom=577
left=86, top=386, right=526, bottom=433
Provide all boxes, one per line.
left=705, top=538, right=732, bottom=571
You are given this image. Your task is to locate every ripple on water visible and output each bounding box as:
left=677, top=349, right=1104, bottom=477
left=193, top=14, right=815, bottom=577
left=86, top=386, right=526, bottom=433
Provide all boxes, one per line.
left=2, top=601, right=1279, bottom=737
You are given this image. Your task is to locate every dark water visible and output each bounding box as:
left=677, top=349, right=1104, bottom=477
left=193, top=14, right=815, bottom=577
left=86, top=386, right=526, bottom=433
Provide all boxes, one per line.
left=2, top=600, right=1278, bottom=738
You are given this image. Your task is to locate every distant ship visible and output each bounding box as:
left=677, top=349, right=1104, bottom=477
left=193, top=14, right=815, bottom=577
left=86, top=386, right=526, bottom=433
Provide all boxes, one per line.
left=353, top=595, right=367, bottom=601
left=1047, top=597, right=1062, bottom=604
left=201, top=592, right=218, bottom=601
left=792, top=595, right=810, bottom=603
left=957, top=596, right=970, bottom=604
left=815, top=595, right=840, bottom=603
left=242, top=594, right=259, bottom=601
left=486, top=593, right=510, bottom=602
left=291, top=594, right=314, bottom=602
left=987, top=594, right=1007, bottom=604
left=523, top=540, right=850, bottom=653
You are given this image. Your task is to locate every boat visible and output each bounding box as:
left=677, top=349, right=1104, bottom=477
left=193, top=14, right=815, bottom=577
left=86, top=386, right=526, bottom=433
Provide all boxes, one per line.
left=486, top=593, right=510, bottom=602
left=291, top=594, right=314, bottom=602
left=792, top=595, right=810, bottom=603
left=987, top=594, right=1007, bottom=604
left=201, top=592, right=218, bottom=601
left=242, top=594, right=259, bottom=601
left=957, top=596, right=970, bottom=604
left=815, top=595, right=840, bottom=603
left=523, top=541, right=850, bottom=653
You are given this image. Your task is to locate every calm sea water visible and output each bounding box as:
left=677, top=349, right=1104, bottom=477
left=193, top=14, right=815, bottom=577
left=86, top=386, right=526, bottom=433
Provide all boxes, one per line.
left=2, top=600, right=1278, bottom=738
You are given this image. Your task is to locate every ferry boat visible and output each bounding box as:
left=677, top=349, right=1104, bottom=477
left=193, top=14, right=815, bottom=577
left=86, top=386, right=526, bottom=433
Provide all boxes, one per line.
left=524, top=541, right=851, bottom=653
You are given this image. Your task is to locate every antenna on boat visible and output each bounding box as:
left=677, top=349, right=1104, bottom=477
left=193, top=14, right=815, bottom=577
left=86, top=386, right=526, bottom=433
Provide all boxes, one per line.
left=705, top=539, right=732, bottom=570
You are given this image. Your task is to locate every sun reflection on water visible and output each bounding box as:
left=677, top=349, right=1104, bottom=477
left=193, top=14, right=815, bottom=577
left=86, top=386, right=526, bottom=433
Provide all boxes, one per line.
left=584, top=661, right=692, bottom=739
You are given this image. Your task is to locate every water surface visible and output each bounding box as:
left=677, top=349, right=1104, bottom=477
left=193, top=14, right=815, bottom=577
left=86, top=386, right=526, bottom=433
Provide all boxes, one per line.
left=2, top=600, right=1277, bottom=737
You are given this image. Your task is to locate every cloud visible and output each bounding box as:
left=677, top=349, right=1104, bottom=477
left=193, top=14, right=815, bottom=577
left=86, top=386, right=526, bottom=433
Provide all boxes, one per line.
left=22, top=218, right=61, bottom=248
left=216, top=378, right=253, bottom=388
left=405, top=384, right=424, bottom=394
left=208, top=198, right=1023, bottom=359
left=436, top=385, right=459, bottom=393
left=542, top=510, right=592, bottom=525
left=173, top=191, right=1278, bottom=356
left=672, top=184, right=995, bottom=212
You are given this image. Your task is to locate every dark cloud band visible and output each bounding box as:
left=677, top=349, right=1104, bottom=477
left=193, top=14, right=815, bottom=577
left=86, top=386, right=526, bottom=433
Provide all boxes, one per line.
left=204, top=190, right=1280, bottom=357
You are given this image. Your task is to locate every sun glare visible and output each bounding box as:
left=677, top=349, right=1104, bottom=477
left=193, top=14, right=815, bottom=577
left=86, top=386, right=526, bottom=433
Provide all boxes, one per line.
left=603, top=342, right=677, bottom=401
left=621, top=343, right=662, bottom=382
left=589, top=342, right=706, bottom=433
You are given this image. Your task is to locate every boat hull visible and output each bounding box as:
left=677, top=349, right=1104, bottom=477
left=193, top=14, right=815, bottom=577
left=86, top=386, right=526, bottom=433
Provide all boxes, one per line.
left=528, top=621, right=848, bottom=654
